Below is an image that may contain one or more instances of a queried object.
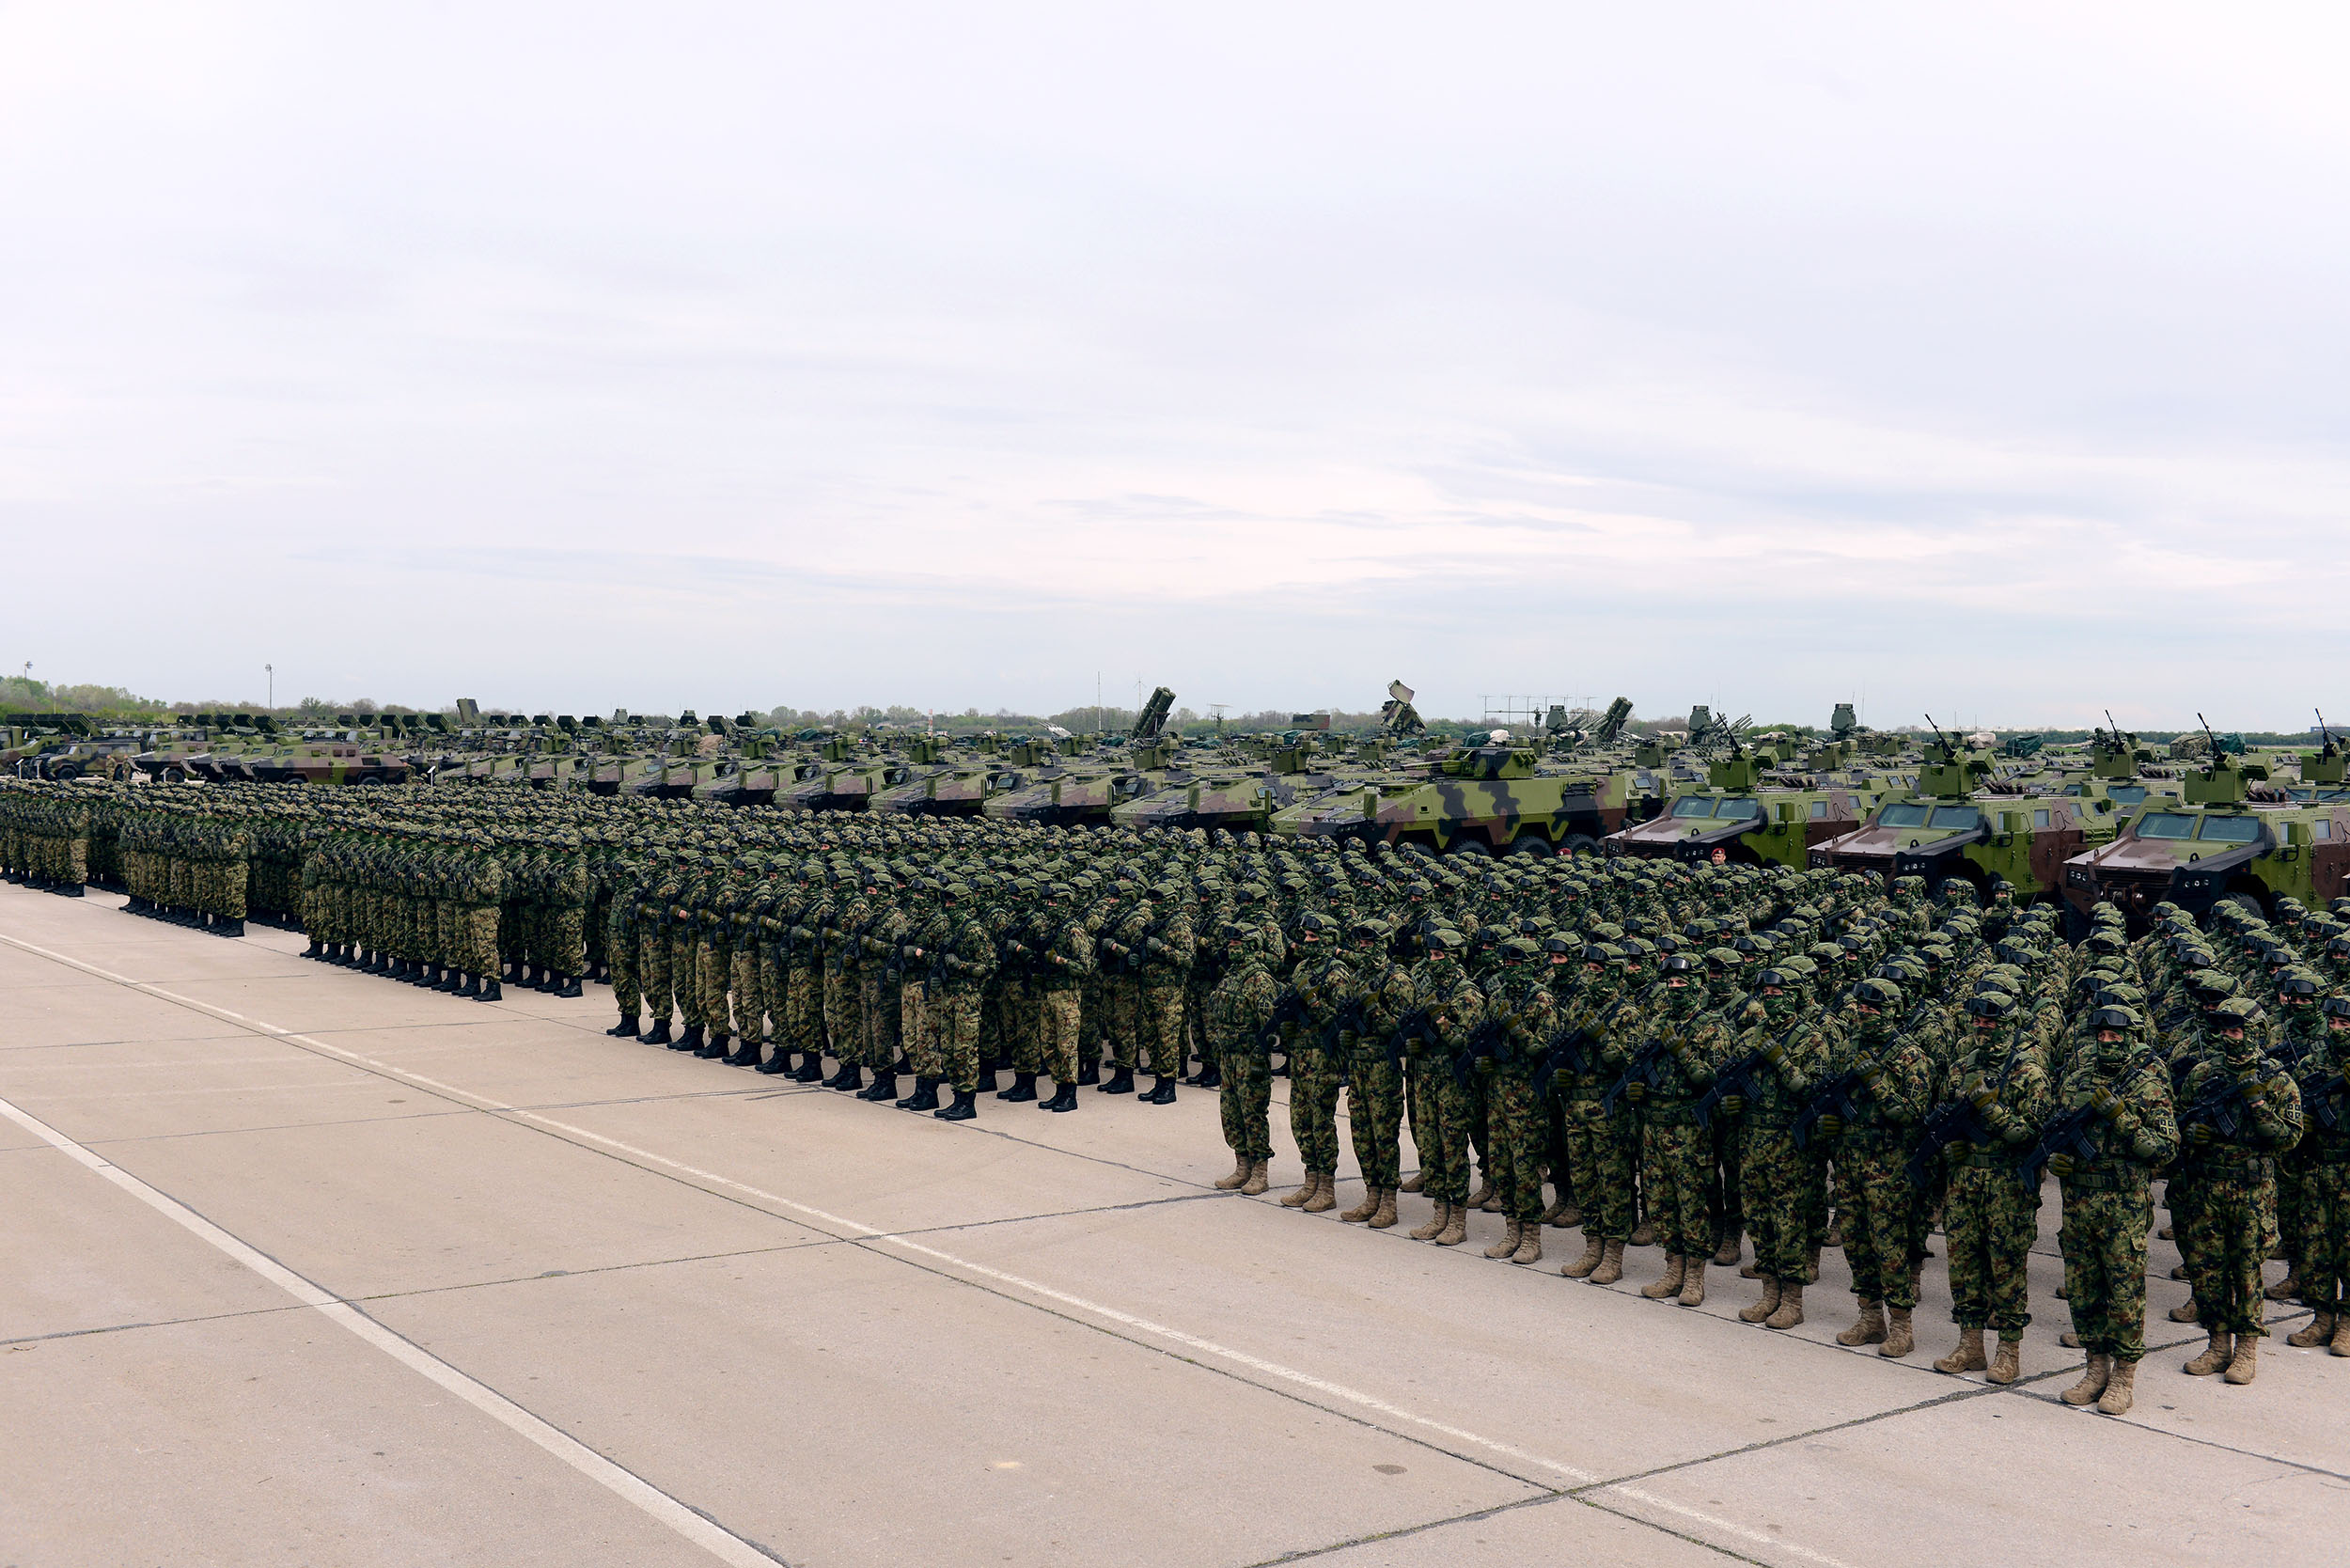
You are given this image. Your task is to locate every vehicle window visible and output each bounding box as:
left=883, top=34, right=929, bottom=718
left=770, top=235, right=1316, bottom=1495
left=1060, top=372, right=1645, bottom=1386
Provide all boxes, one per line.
left=1716, top=798, right=1762, bottom=821
left=1879, top=803, right=1930, bottom=827
left=2315, top=819, right=2334, bottom=841
left=2136, top=812, right=2198, bottom=840
left=2063, top=785, right=2083, bottom=795
left=1670, top=797, right=1717, bottom=819
left=2107, top=786, right=2147, bottom=805
left=1928, top=806, right=1982, bottom=831
left=2034, top=808, right=2051, bottom=828
left=2197, top=816, right=2263, bottom=844
left=1810, top=799, right=1828, bottom=818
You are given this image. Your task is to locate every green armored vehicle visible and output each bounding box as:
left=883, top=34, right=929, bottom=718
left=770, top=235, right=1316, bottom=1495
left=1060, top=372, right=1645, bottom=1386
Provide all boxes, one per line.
left=1607, top=745, right=1902, bottom=870
left=1109, top=766, right=1291, bottom=835
left=2063, top=718, right=2350, bottom=927
left=1266, top=738, right=1655, bottom=855
left=246, top=739, right=410, bottom=787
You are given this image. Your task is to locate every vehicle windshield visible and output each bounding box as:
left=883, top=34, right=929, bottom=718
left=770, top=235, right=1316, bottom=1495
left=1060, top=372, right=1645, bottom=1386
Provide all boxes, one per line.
left=2107, top=785, right=2148, bottom=805
left=1879, top=803, right=1930, bottom=828
left=2135, top=812, right=2198, bottom=840
left=2197, top=816, right=2263, bottom=844
left=1927, top=806, right=1982, bottom=831
left=1716, top=798, right=1762, bottom=821
left=1670, top=797, right=1717, bottom=819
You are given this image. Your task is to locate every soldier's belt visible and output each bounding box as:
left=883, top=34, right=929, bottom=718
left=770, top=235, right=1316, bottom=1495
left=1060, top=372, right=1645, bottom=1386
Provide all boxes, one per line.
left=1836, top=1126, right=1907, bottom=1151
left=1642, top=1102, right=1703, bottom=1126
left=2059, top=1168, right=2126, bottom=1193
left=2185, top=1153, right=2274, bottom=1181
left=1961, top=1148, right=2012, bottom=1169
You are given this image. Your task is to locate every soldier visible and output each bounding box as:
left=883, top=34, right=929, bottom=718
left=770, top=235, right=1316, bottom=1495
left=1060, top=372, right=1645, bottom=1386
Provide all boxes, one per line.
left=1208, top=923, right=1278, bottom=1194
left=1558, top=944, right=1643, bottom=1285
left=1284, top=912, right=1353, bottom=1215
left=2176, top=996, right=2303, bottom=1385
left=2285, top=995, right=2350, bottom=1354
left=1477, top=937, right=1558, bottom=1265
left=1618, top=953, right=1731, bottom=1304
left=1810, top=976, right=1934, bottom=1357
left=1717, top=967, right=1825, bottom=1329
left=1929, top=992, right=2051, bottom=1384
left=1415, top=929, right=1485, bottom=1247
left=928, top=880, right=995, bottom=1120
left=1134, top=882, right=1196, bottom=1104
left=1032, top=882, right=1092, bottom=1112
left=1339, top=918, right=1413, bottom=1231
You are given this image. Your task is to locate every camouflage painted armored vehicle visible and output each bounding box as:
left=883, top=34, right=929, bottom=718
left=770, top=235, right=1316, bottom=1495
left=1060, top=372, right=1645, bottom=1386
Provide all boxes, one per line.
left=2063, top=720, right=2350, bottom=928
left=1270, top=736, right=1667, bottom=855
left=1606, top=745, right=1902, bottom=870
left=981, top=758, right=1171, bottom=826
left=246, top=739, right=411, bottom=786
left=1109, top=766, right=1292, bottom=835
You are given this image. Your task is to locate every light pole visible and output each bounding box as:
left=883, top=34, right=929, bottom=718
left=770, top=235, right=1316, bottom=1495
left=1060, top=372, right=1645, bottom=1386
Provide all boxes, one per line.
left=265, top=664, right=274, bottom=709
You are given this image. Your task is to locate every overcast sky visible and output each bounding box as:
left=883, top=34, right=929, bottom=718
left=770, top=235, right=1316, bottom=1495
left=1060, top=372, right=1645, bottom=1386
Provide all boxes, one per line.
left=5, top=4, right=2345, bottom=730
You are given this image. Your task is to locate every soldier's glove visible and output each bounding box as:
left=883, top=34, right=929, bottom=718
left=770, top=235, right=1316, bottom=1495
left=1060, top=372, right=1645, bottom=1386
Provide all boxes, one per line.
left=1963, top=1074, right=1996, bottom=1111
left=2046, top=1152, right=2077, bottom=1178
left=1623, top=1081, right=1647, bottom=1104
left=2087, top=1087, right=2122, bottom=1120
left=1814, top=1113, right=1845, bottom=1138
left=1717, top=1093, right=1747, bottom=1118
left=2186, top=1122, right=2216, bottom=1146
left=2129, top=1130, right=2166, bottom=1161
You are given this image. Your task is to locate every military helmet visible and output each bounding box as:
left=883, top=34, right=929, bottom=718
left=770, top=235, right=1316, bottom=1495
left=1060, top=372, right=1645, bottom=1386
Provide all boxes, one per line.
left=1854, top=977, right=1903, bottom=1009
left=1965, top=992, right=2014, bottom=1020
left=2090, top=1004, right=2141, bottom=1031
left=2211, top=996, right=2258, bottom=1025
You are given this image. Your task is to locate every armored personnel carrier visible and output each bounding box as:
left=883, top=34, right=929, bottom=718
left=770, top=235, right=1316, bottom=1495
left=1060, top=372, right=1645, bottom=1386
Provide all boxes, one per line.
left=1606, top=745, right=1901, bottom=870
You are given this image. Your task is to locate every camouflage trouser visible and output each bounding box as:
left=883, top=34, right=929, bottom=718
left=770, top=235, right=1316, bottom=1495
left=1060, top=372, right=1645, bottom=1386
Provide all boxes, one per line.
left=696, top=938, right=729, bottom=1033
left=822, top=969, right=855, bottom=1059
left=437, top=901, right=465, bottom=970
left=2061, top=1182, right=2155, bottom=1361
left=2183, top=1165, right=2276, bottom=1337
left=1185, top=976, right=1212, bottom=1065
left=1945, top=1162, right=2041, bottom=1333
left=677, top=936, right=707, bottom=1026
left=1737, top=1122, right=1822, bottom=1282
left=860, top=974, right=900, bottom=1066
left=1139, top=982, right=1185, bottom=1078
left=1485, top=1072, right=1546, bottom=1223
left=1465, top=1074, right=1490, bottom=1168
left=901, top=980, right=936, bottom=1075
left=730, top=947, right=765, bottom=1043
left=1079, top=977, right=1105, bottom=1069
left=219, top=860, right=247, bottom=919
left=608, top=926, right=641, bottom=1014
left=550, top=906, right=586, bottom=980
left=1102, top=979, right=1140, bottom=1068
left=756, top=950, right=788, bottom=1047
left=1217, top=1038, right=1273, bottom=1162
left=937, top=988, right=980, bottom=1092
left=1401, top=1057, right=1471, bottom=1204
left=1344, top=1047, right=1403, bottom=1189
left=1041, top=987, right=1083, bottom=1084
left=1639, top=1110, right=1715, bottom=1258
left=465, top=907, right=500, bottom=979
left=1288, top=1043, right=1342, bottom=1177
left=1711, top=1119, right=1743, bottom=1234
left=1563, top=1097, right=1637, bottom=1241
left=638, top=930, right=673, bottom=1023
left=1836, top=1139, right=1919, bottom=1309
left=783, top=966, right=823, bottom=1057
left=2276, top=1153, right=2308, bottom=1270
left=1001, top=980, right=1042, bottom=1075
left=2295, top=1155, right=2350, bottom=1309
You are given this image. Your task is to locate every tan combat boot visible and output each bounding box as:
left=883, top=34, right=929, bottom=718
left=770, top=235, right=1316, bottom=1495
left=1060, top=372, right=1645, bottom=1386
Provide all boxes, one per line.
left=1339, top=1184, right=1379, bottom=1224
left=2183, top=1329, right=2232, bottom=1376
left=2167, top=1295, right=2201, bottom=1323
left=1538, top=1195, right=1570, bottom=1226
left=1302, top=1172, right=1337, bottom=1214
left=1485, top=1218, right=1525, bottom=1261
left=1554, top=1203, right=1582, bottom=1229
left=2264, top=1272, right=2302, bottom=1302
left=1279, top=1171, right=1315, bottom=1208
left=1987, top=1336, right=2022, bottom=1385
left=2332, top=1314, right=2350, bottom=1356
left=2097, top=1358, right=2138, bottom=1415
left=1739, top=1276, right=1781, bottom=1324
left=1465, top=1169, right=1496, bottom=1211
left=2060, top=1332, right=2082, bottom=1349
left=1640, top=1254, right=1687, bottom=1300
left=1590, top=1238, right=1627, bottom=1285
left=1677, top=1257, right=1707, bottom=1307
left=1630, top=1218, right=1657, bottom=1247
left=1837, top=1300, right=1887, bottom=1346
left=2286, top=1311, right=2336, bottom=1349
left=2223, top=1334, right=2259, bottom=1385
left=2060, top=1354, right=2110, bottom=1405
left=1241, top=1159, right=1270, bottom=1197
left=1880, top=1307, right=1915, bottom=1358
left=1214, top=1152, right=1252, bottom=1190
left=1368, top=1188, right=1398, bottom=1230
left=1511, top=1223, right=1543, bottom=1266
left=1933, top=1327, right=1986, bottom=1375
left=1410, top=1199, right=1450, bottom=1242
left=1399, top=1170, right=1426, bottom=1194
left=1713, top=1229, right=1743, bottom=1269
left=1433, top=1201, right=1468, bottom=1247
left=1559, top=1234, right=1605, bottom=1279
left=1764, top=1280, right=1805, bottom=1330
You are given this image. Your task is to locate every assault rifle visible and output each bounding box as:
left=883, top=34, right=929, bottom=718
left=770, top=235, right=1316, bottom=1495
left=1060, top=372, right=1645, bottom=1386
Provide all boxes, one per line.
left=1259, top=988, right=1309, bottom=1053
left=1450, top=1015, right=1510, bottom=1089
left=1794, top=1068, right=1874, bottom=1150
left=1906, top=1054, right=2022, bottom=1184
left=2013, top=1062, right=2152, bottom=1190
left=1385, top=1006, right=1435, bottom=1070
left=1542, top=983, right=1659, bottom=1088
left=2178, top=1074, right=2248, bottom=1142
left=2301, top=1069, right=2347, bottom=1135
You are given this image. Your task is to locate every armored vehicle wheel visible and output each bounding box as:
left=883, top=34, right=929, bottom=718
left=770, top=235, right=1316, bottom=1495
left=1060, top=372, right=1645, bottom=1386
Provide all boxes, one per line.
left=48, top=761, right=81, bottom=781
left=161, top=766, right=187, bottom=783
left=1447, top=838, right=1491, bottom=857
left=1507, top=833, right=1553, bottom=857
left=1559, top=833, right=1599, bottom=858
left=2213, top=890, right=2267, bottom=922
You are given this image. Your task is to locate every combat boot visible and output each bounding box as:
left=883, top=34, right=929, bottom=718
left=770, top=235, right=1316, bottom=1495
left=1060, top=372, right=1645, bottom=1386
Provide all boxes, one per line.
left=1538, top=1195, right=1570, bottom=1227
left=1713, top=1229, right=1743, bottom=1269
left=1988, top=1336, right=2022, bottom=1385
left=1100, top=1064, right=1135, bottom=1095
left=605, top=1013, right=639, bottom=1038
left=723, top=1040, right=761, bottom=1067
left=997, top=1071, right=1039, bottom=1103
left=1590, top=1239, right=1626, bottom=1285
left=476, top=979, right=503, bottom=1002
left=1630, top=1218, right=1657, bottom=1247
left=895, top=1075, right=938, bottom=1111
left=1076, top=1060, right=1101, bottom=1086
left=1677, top=1257, right=1706, bottom=1307
left=856, top=1069, right=899, bottom=1101
left=823, top=1060, right=861, bottom=1091
left=976, top=1066, right=998, bottom=1093
left=2286, top=1311, right=2336, bottom=1348
left=1039, top=1080, right=1079, bottom=1113
left=1837, top=1301, right=1887, bottom=1346
left=1399, top=1171, right=1426, bottom=1194
left=1561, top=1235, right=1605, bottom=1279
left=1280, top=1172, right=1318, bottom=1209
left=1302, top=1172, right=1337, bottom=1214
left=1511, top=1222, right=1543, bottom=1266
left=2096, top=1358, right=2137, bottom=1415
left=1935, top=1328, right=1986, bottom=1375
left=2332, top=1315, right=2350, bottom=1356
left=1485, top=1218, right=1524, bottom=1260
left=302, top=937, right=322, bottom=958
left=755, top=1049, right=794, bottom=1075
left=1764, top=1281, right=1806, bottom=1330
left=1554, top=1202, right=1581, bottom=1230
left=1369, top=1189, right=1398, bottom=1230
left=536, top=967, right=559, bottom=994
left=1141, top=1075, right=1177, bottom=1105
left=2168, top=1295, right=2201, bottom=1323
left=696, top=1030, right=731, bottom=1060
left=435, top=967, right=464, bottom=994
left=1196, top=1058, right=1221, bottom=1090
left=2223, top=1334, right=2259, bottom=1385
left=1465, top=1170, right=1496, bottom=1212
left=674, top=1024, right=705, bottom=1054
left=1214, top=1153, right=1254, bottom=1190
left=1640, top=1255, right=1687, bottom=1300
left=2060, top=1355, right=2111, bottom=1405
left=1433, top=1202, right=1468, bottom=1247
left=1240, top=1159, right=1269, bottom=1195
left=460, top=975, right=482, bottom=999
left=1825, top=1213, right=1843, bottom=1249
left=2183, top=1329, right=2232, bottom=1376
left=554, top=975, right=583, bottom=999
left=935, top=1087, right=978, bottom=1121
left=2264, top=1272, right=2302, bottom=1302
left=1739, top=1276, right=1781, bottom=1324
left=791, top=1054, right=828, bottom=1083
left=1879, top=1308, right=1915, bottom=1358
left=1340, top=1184, right=1379, bottom=1224
left=1411, top=1200, right=1451, bottom=1242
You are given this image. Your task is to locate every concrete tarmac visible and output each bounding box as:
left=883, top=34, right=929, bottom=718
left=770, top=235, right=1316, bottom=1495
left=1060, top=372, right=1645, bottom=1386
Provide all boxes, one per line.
left=2, top=882, right=2341, bottom=1568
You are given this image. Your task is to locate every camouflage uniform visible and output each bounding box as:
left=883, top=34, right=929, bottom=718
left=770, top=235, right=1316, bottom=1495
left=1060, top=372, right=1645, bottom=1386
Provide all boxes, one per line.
left=1940, top=1021, right=2052, bottom=1336
left=2178, top=1044, right=2304, bottom=1338
left=1209, top=939, right=1279, bottom=1164
left=2056, top=1041, right=2179, bottom=1362
left=1289, top=939, right=1355, bottom=1179
left=1816, top=1008, right=1934, bottom=1311
left=1347, top=942, right=1416, bottom=1191
left=1418, top=956, right=1487, bottom=1207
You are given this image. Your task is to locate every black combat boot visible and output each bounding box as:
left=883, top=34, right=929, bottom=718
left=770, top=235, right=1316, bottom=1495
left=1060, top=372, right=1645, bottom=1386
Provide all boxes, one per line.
left=1141, top=1075, right=1177, bottom=1105
left=606, top=1013, right=639, bottom=1038
left=856, top=1069, right=899, bottom=1102
left=437, top=966, right=464, bottom=993
left=1100, top=1064, right=1135, bottom=1095
left=754, top=1047, right=794, bottom=1075
left=302, top=937, right=323, bottom=958
left=1197, top=1058, right=1222, bottom=1089
left=641, top=1018, right=672, bottom=1044
left=896, top=1074, right=938, bottom=1111
left=976, top=1064, right=999, bottom=1093
left=1076, top=1059, right=1101, bottom=1086
left=536, top=968, right=558, bottom=994
left=791, top=1053, right=828, bottom=1083
left=476, top=978, right=503, bottom=1002
left=724, top=1038, right=762, bottom=1067
left=218, top=917, right=244, bottom=938
left=824, top=1060, right=863, bottom=1091
left=1039, top=1080, right=1078, bottom=1112
left=887, top=1053, right=915, bottom=1077
left=673, top=1023, right=706, bottom=1054
left=460, top=975, right=482, bottom=998
left=554, top=975, right=583, bottom=999
left=997, top=1071, right=1039, bottom=1103
left=697, top=1030, right=732, bottom=1060
left=935, top=1087, right=978, bottom=1121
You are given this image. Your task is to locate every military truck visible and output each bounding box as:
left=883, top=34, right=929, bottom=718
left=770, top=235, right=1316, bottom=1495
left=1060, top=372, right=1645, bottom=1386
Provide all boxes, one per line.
left=1607, top=747, right=1901, bottom=870
left=2063, top=722, right=2350, bottom=928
